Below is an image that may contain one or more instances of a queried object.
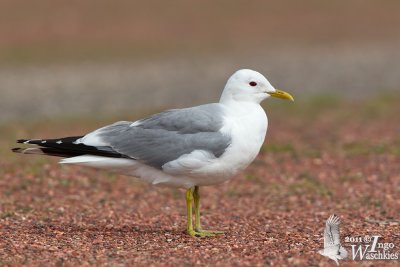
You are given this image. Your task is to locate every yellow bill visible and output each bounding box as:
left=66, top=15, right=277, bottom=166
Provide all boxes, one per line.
left=268, top=89, right=294, bottom=101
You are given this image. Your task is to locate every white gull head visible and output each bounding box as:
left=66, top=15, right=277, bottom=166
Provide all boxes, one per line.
left=220, top=69, right=294, bottom=104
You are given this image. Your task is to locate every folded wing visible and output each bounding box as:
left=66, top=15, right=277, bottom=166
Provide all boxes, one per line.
left=78, top=103, right=232, bottom=169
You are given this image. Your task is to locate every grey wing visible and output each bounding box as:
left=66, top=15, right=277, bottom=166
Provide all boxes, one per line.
left=81, top=103, right=231, bottom=169
left=323, top=214, right=341, bottom=248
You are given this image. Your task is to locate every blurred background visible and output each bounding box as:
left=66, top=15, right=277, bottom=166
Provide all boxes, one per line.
left=0, top=0, right=400, bottom=121
left=1, top=2, right=400, bottom=265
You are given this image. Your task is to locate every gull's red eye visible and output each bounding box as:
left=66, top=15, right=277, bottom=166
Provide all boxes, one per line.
left=249, top=81, right=257, bottom=87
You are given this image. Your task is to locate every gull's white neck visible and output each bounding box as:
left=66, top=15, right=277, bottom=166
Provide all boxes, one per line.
left=219, top=88, right=267, bottom=119
left=219, top=97, right=268, bottom=130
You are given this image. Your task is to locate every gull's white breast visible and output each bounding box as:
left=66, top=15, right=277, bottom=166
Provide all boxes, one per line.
left=185, top=101, right=268, bottom=186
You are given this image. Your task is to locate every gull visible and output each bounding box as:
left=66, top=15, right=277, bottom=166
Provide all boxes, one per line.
left=12, top=69, right=294, bottom=237
left=318, top=214, right=348, bottom=265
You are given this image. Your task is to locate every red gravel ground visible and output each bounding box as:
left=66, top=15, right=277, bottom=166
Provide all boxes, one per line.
left=1, top=96, right=399, bottom=266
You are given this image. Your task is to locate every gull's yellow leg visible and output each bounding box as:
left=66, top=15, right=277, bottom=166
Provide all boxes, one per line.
left=186, top=187, right=195, bottom=235
left=193, top=186, right=201, bottom=230
left=193, top=186, right=224, bottom=235
left=186, top=187, right=220, bottom=237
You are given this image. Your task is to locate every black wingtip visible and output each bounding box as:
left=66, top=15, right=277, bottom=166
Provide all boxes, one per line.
left=17, top=139, right=28, bottom=144
left=12, top=147, right=23, bottom=153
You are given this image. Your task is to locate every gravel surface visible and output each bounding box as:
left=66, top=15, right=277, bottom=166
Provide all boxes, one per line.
left=1, top=98, right=399, bottom=266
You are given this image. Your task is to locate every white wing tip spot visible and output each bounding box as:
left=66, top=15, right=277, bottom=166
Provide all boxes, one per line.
left=24, top=139, right=41, bottom=144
